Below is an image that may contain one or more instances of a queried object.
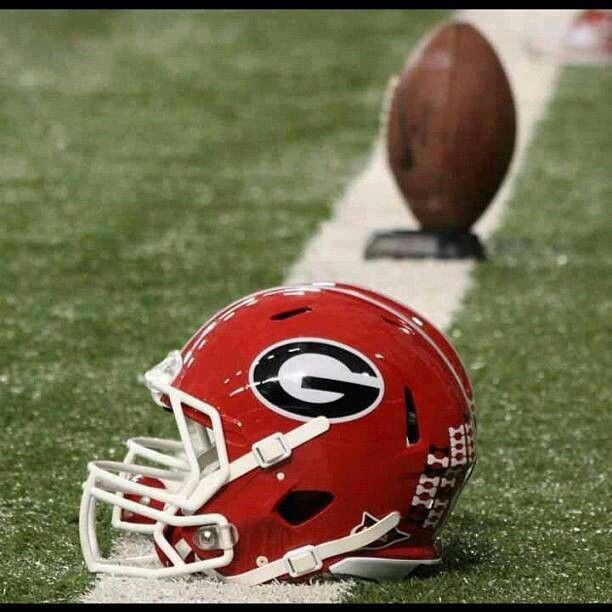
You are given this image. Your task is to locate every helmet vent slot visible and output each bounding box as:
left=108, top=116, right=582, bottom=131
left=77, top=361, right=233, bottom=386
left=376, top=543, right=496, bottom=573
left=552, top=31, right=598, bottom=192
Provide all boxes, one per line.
left=270, top=306, right=312, bottom=321
left=382, top=315, right=401, bottom=326
left=276, top=490, right=333, bottom=525
left=404, top=387, right=420, bottom=444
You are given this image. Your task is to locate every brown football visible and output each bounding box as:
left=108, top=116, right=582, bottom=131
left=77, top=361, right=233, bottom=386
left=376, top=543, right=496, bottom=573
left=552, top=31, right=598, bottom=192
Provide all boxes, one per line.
left=386, top=21, right=516, bottom=231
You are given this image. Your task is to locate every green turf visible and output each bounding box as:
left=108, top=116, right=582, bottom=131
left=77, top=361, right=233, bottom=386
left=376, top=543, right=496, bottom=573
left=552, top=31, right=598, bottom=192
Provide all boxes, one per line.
left=0, top=9, right=448, bottom=603
left=346, top=65, right=612, bottom=603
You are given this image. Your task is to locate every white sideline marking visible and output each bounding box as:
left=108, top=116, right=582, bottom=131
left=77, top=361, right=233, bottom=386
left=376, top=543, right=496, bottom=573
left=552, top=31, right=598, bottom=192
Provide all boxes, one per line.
left=82, top=9, right=574, bottom=605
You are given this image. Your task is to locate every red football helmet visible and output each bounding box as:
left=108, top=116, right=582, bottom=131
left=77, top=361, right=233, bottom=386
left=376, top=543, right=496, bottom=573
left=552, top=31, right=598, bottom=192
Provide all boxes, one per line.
left=80, top=282, right=476, bottom=583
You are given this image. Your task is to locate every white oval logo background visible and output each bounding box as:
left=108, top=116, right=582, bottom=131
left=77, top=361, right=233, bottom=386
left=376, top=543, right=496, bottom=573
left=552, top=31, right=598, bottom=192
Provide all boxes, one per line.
left=248, top=337, right=385, bottom=423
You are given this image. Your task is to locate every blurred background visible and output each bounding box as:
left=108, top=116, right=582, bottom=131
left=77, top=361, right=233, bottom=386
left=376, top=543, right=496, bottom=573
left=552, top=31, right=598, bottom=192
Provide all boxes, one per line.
left=0, top=9, right=610, bottom=604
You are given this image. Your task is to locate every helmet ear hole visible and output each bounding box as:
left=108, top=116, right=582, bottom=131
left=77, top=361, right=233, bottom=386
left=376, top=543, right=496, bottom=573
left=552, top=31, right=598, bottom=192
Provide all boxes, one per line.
left=276, top=490, right=334, bottom=526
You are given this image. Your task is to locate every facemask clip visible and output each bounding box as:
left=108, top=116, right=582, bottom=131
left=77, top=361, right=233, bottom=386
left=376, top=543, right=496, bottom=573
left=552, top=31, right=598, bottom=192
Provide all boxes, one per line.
left=196, top=522, right=239, bottom=551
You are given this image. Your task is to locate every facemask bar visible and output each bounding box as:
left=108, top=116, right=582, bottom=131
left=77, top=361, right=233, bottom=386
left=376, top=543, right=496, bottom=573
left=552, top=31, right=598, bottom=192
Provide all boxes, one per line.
left=110, top=437, right=191, bottom=535
left=80, top=351, right=235, bottom=576
left=80, top=350, right=334, bottom=579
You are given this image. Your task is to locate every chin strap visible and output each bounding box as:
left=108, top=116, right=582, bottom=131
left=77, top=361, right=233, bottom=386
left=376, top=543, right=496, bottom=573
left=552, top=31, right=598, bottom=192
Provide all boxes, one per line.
left=216, top=511, right=401, bottom=586
left=228, top=416, right=330, bottom=482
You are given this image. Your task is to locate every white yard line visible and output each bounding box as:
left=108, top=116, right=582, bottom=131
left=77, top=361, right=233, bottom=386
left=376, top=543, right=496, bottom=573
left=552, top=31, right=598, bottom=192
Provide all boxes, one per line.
left=82, top=9, right=574, bottom=604
left=288, top=9, right=576, bottom=330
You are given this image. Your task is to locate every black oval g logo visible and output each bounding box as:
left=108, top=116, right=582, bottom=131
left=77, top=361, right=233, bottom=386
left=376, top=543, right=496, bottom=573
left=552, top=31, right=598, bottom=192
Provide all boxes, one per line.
left=249, top=338, right=384, bottom=422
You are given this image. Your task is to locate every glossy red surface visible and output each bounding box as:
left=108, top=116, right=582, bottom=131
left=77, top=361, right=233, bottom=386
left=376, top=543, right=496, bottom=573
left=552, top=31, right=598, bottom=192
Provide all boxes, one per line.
left=120, top=476, right=166, bottom=525
left=158, top=283, right=476, bottom=578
